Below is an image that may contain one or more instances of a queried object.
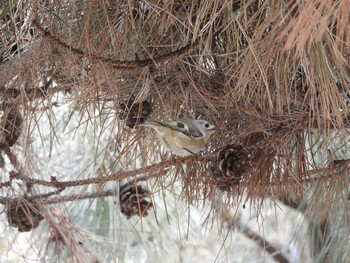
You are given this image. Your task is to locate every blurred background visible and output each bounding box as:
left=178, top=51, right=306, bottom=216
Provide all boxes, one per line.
left=1, top=0, right=350, bottom=262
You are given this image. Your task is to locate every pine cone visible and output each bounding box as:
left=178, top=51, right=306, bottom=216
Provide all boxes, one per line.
left=119, top=183, right=153, bottom=219
left=6, top=196, right=43, bottom=232
left=118, top=96, right=153, bottom=128
left=211, top=144, right=253, bottom=190
left=0, top=106, right=23, bottom=147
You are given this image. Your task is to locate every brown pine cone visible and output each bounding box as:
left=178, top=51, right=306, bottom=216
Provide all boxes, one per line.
left=6, top=196, right=43, bottom=232
left=119, top=183, right=153, bottom=219
left=211, top=144, right=253, bottom=190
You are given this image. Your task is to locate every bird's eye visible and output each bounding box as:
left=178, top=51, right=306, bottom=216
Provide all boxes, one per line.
left=204, top=123, right=210, bottom=128
left=177, top=122, right=185, bottom=128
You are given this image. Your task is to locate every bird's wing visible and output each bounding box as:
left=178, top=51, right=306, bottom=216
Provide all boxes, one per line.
left=159, top=120, right=203, bottom=138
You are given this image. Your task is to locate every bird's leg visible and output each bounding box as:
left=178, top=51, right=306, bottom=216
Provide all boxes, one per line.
left=183, top=147, right=195, bottom=155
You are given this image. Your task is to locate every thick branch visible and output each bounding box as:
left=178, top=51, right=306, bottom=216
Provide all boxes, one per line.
left=216, top=201, right=290, bottom=263
left=238, top=225, right=290, bottom=263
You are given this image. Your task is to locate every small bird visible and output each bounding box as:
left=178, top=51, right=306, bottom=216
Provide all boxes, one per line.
left=141, top=118, right=217, bottom=156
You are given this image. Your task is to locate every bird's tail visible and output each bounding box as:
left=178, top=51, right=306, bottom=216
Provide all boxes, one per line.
left=139, top=120, right=162, bottom=129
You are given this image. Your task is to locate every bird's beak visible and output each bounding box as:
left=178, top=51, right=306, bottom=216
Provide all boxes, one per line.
left=208, top=127, right=220, bottom=136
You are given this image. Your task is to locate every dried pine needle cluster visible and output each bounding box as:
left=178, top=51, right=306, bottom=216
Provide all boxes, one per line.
left=0, top=0, right=349, bottom=250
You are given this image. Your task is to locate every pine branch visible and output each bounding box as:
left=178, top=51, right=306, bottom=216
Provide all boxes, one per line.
left=33, top=20, right=199, bottom=70
left=10, top=155, right=215, bottom=188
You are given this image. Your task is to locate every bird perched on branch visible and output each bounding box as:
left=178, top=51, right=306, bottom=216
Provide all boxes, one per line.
left=141, top=118, right=217, bottom=156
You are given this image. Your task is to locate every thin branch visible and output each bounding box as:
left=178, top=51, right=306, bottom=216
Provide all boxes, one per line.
left=42, top=190, right=115, bottom=205
left=0, top=175, right=150, bottom=205
left=0, top=189, right=113, bottom=205
left=10, top=155, right=215, bottom=188
left=31, top=188, right=66, bottom=200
